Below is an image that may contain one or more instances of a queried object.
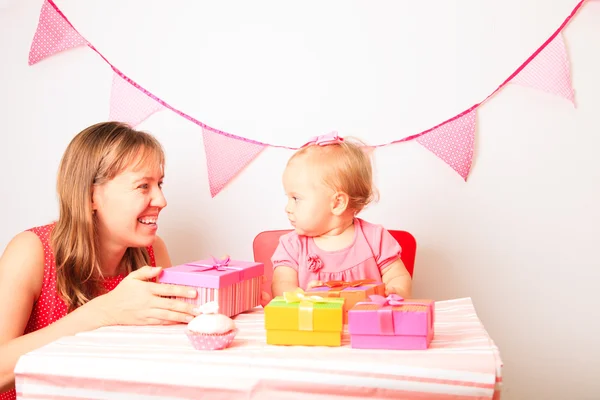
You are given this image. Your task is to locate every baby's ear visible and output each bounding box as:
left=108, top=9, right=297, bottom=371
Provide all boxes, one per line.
left=330, top=191, right=349, bottom=216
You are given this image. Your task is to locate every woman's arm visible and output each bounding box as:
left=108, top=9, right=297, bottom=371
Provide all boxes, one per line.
left=0, top=232, right=102, bottom=392
left=0, top=233, right=198, bottom=393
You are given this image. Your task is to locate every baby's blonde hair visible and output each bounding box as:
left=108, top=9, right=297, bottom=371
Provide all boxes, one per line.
left=289, top=138, right=378, bottom=214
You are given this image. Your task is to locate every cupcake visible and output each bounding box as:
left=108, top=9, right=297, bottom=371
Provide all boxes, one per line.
left=185, top=301, right=237, bottom=350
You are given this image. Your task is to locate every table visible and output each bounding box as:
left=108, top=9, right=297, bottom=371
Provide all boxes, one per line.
left=14, top=297, right=502, bottom=400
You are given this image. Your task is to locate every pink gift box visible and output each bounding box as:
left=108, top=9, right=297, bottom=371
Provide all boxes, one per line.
left=348, top=295, right=435, bottom=350
left=158, top=258, right=264, bottom=317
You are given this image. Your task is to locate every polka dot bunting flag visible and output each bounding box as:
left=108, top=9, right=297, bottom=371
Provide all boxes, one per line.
left=202, top=127, right=267, bottom=197
left=109, top=73, right=165, bottom=127
left=28, top=0, right=87, bottom=66
left=27, top=0, right=583, bottom=192
left=510, top=33, right=575, bottom=105
left=416, top=109, right=476, bottom=181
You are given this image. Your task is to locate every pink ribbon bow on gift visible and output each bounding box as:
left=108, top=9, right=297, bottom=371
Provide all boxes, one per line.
left=365, top=294, right=428, bottom=309
left=368, top=294, right=405, bottom=306
left=358, top=294, right=427, bottom=335
left=186, top=256, right=232, bottom=271
left=184, top=256, right=248, bottom=281
left=301, top=131, right=344, bottom=148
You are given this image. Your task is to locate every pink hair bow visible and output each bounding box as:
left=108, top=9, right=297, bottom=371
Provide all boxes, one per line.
left=302, top=131, right=344, bottom=147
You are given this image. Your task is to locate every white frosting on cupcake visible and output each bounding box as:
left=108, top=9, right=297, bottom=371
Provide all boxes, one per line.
left=187, top=301, right=235, bottom=334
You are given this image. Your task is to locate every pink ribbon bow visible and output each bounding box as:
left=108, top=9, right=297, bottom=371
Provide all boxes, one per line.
left=302, top=131, right=344, bottom=147
left=359, top=294, right=428, bottom=335
left=186, top=256, right=232, bottom=271
left=367, top=294, right=405, bottom=306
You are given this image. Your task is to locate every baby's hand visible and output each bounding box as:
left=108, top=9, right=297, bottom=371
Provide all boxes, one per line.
left=260, top=291, right=272, bottom=307
left=306, top=280, right=324, bottom=290
left=258, top=275, right=272, bottom=307
left=385, top=285, right=407, bottom=297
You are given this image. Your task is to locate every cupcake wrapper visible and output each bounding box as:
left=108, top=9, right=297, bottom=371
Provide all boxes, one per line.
left=186, top=329, right=237, bottom=351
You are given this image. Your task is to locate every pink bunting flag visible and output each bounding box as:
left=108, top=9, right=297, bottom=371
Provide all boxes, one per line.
left=510, top=33, right=575, bottom=104
left=109, top=73, right=164, bottom=127
left=202, top=128, right=267, bottom=197
left=416, top=109, right=476, bottom=181
left=28, top=0, right=88, bottom=65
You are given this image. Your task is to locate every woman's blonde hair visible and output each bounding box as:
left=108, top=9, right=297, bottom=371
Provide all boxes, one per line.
left=289, top=138, right=378, bottom=214
left=52, top=121, right=165, bottom=311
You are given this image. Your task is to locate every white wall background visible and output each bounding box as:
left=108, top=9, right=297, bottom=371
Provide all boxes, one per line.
left=1, top=1, right=599, bottom=398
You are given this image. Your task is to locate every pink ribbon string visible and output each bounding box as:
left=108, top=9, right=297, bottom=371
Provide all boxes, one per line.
left=40, top=0, right=586, bottom=149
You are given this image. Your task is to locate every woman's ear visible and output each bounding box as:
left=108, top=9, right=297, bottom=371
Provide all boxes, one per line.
left=90, top=186, right=98, bottom=212
left=330, top=191, right=349, bottom=216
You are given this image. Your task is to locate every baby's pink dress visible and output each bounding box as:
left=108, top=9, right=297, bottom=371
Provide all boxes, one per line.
left=271, top=218, right=401, bottom=290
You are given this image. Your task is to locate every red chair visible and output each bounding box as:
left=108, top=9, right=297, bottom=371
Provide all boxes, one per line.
left=252, top=229, right=416, bottom=296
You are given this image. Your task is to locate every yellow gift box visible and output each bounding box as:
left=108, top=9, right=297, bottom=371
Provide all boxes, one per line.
left=264, top=289, right=345, bottom=346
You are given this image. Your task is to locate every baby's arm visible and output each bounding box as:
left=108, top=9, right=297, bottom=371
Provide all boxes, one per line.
left=270, top=233, right=302, bottom=297
left=272, top=266, right=300, bottom=297
left=381, top=259, right=412, bottom=298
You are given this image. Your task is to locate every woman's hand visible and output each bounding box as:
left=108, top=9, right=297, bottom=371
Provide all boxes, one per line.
left=87, top=266, right=199, bottom=326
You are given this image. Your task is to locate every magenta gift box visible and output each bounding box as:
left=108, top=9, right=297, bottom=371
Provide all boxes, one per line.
left=158, top=258, right=264, bottom=317
left=348, top=295, right=435, bottom=350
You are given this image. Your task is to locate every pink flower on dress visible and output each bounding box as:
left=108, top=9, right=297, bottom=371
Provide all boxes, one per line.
left=307, top=254, right=323, bottom=272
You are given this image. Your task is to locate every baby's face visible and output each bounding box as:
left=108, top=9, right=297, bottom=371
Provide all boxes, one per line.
left=282, top=158, right=334, bottom=237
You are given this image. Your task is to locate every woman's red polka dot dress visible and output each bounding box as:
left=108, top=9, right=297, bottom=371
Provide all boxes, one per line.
left=1, top=223, right=156, bottom=400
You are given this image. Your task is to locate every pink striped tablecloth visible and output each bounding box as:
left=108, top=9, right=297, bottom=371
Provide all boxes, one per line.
left=14, top=297, right=502, bottom=400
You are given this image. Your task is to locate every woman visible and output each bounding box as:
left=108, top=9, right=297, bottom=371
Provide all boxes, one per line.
left=0, top=122, right=199, bottom=398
